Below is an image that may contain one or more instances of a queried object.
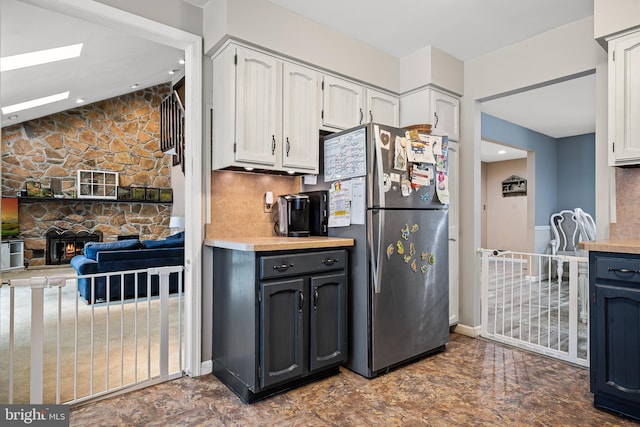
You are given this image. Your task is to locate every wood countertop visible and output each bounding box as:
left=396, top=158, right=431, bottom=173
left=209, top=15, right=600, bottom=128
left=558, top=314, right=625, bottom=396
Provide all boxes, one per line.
left=579, top=239, right=640, bottom=255
left=204, top=236, right=355, bottom=252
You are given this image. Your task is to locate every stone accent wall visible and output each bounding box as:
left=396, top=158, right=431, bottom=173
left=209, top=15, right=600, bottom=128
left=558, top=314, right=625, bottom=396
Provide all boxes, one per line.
left=1, top=84, right=174, bottom=267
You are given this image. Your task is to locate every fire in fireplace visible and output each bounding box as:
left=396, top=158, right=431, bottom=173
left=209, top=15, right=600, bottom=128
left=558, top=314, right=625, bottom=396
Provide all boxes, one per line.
left=46, top=229, right=103, bottom=265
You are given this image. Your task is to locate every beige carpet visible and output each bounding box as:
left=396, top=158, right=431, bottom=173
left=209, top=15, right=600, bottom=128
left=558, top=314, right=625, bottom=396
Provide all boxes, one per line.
left=0, top=266, right=183, bottom=404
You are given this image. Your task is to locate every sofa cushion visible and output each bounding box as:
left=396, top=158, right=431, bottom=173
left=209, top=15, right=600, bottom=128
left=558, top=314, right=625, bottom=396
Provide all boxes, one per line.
left=166, top=231, right=184, bottom=240
left=83, top=239, right=140, bottom=260
left=140, top=238, right=184, bottom=249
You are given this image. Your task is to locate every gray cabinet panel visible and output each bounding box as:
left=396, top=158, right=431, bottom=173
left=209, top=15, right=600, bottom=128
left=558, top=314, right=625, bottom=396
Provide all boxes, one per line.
left=260, top=278, right=305, bottom=389
left=590, top=251, right=640, bottom=421
left=310, top=272, right=347, bottom=372
left=213, top=247, right=348, bottom=402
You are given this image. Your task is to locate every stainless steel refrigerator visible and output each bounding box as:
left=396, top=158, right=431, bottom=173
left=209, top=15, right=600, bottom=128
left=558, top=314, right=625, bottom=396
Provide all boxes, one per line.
left=305, top=123, right=449, bottom=378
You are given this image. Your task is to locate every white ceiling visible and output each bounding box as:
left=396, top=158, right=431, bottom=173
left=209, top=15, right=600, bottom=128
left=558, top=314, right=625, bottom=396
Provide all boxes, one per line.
left=1, top=0, right=596, bottom=158
left=0, top=0, right=184, bottom=127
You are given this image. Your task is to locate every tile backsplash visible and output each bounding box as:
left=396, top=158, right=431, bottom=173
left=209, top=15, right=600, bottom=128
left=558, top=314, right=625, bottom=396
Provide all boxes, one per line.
left=611, top=167, right=640, bottom=239
left=207, top=171, right=301, bottom=238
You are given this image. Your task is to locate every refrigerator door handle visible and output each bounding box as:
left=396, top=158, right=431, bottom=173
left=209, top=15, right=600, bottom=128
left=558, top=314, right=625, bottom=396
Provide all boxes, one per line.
left=373, top=126, right=386, bottom=209
left=369, top=209, right=384, bottom=294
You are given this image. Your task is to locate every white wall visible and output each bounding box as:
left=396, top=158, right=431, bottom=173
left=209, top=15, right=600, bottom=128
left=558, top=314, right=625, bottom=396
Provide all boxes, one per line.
left=594, top=0, right=640, bottom=41
left=458, top=17, right=608, bottom=329
left=484, top=159, right=528, bottom=252
left=203, top=0, right=400, bottom=92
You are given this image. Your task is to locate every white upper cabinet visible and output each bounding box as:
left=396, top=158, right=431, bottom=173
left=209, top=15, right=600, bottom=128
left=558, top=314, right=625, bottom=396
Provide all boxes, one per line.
left=235, top=47, right=279, bottom=167
left=212, top=43, right=319, bottom=173
left=367, top=89, right=399, bottom=127
left=609, top=30, right=640, bottom=165
left=321, top=75, right=365, bottom=130
left=400, top=87, right=460, bottom=141
left=282, top=62, right=319, bottom=171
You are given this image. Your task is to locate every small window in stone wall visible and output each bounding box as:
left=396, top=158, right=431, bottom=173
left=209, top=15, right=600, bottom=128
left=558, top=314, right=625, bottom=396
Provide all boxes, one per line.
left=77, top=170, right=118, bottom=199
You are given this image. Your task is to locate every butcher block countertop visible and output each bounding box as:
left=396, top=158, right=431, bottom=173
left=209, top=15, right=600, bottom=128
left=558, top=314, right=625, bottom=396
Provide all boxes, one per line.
left=579, top=239, right=640, bottom=255
left=204, top=236, right=354, bottom=252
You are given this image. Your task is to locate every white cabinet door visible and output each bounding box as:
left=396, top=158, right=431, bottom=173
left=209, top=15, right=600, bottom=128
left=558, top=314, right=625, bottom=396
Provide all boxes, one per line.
left=282, top=62, right=319, bottom=172
left=322, top=75, right=364, bottom=130
left=611, top=31, right=640, bottom=164
left=430, top=89, right=460, bottom=141
left=400, top=87, right=460, bottom=141
left=1, top=242, right=9, bottom=271
left=235, top=47, right=279, bottom=166
left=366, top=89, right=399, bottom=127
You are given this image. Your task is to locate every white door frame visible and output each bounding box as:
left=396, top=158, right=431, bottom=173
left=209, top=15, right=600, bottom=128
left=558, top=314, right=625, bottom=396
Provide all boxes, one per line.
left=22, top=0, right=204, bottom=376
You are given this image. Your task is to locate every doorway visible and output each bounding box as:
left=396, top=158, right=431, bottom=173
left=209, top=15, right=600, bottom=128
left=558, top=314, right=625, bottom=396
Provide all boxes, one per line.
left=1, top=0, right=203, bottom=403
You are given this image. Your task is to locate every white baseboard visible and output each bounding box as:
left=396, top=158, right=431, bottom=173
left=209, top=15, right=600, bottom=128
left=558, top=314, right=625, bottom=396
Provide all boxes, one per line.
left=453, top=323, right=481, bottom=337
left=200, top=359, right=212, bottom=375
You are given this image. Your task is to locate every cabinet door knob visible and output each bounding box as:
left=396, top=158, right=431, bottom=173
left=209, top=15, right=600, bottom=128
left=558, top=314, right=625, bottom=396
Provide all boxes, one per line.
left=313, top=288, right=319, bottom=310
left=298, top=291, right=304, bottom=312
left=359, top=108, right=363, bottom=124
left=434, top=112, right=439, bottom=128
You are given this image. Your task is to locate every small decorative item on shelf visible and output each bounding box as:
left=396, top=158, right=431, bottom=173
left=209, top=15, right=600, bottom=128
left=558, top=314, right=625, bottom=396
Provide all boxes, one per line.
left=145, top=188, right=160, bottom=202
left=26, top=181, right=41, bottom=197
left=40, top=188, right=53, bottom=197
left=117, top=186, right=131, bottom=200
left=131, top=187, right=146, bottom=201
left=159, top=189, right=173, bottom=203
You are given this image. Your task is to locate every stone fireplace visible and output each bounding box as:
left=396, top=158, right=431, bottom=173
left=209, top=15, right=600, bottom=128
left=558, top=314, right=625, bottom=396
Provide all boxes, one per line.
left=46, top=229, right=102, bottom=265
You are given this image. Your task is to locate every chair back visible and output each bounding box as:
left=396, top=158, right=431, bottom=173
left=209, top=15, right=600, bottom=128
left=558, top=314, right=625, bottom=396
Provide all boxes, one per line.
left=550, top=210, right=579, bottom=254
left=574, top=207, right=596, bottom=242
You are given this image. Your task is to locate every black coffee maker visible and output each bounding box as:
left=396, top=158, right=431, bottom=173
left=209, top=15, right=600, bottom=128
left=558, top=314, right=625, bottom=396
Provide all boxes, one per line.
left=276, top=194, right=310, bottom=237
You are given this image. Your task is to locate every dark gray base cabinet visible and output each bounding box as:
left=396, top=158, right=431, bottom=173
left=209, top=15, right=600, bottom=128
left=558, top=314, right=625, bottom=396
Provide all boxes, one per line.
left=589, top=251, right=640, bottom=421
left=213, top=248, right=348, bottom=402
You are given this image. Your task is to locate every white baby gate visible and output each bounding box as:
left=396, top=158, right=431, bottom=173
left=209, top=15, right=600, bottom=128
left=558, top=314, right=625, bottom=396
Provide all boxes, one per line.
left=0, top=266, right=184, bottom=405
left=479, top=249, right=589, bottom=367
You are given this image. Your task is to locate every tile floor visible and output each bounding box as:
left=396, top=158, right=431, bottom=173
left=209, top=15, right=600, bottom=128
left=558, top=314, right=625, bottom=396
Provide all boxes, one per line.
left=70, top=334, right=635, bottom=426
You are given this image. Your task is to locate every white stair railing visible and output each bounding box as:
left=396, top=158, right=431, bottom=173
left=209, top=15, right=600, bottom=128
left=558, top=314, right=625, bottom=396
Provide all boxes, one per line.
left=479, top=249, right=589, bottom=367
left=1, top=266, right=184, bottom=405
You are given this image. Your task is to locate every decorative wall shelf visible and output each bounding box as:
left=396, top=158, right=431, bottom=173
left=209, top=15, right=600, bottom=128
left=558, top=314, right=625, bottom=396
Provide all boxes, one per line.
left=501, top=175, right=527, bottom=197
left=16, top=197, right=172, bottom=204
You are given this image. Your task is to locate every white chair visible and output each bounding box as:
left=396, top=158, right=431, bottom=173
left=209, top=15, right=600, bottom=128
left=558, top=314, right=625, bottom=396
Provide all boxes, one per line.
left=550, top=210, right=580, bottom=285
left=574, top=207, right=595, bottom=323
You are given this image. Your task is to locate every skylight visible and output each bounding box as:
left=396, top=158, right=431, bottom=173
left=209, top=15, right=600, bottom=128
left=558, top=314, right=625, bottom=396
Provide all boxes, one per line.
left=2, top=92, right=70, bottom=115
left=0, top=43, right=83, bottom=72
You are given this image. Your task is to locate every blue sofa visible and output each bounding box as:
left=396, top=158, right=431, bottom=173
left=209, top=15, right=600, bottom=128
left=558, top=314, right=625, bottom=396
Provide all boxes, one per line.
left=70, top=234, right=184, bottom=303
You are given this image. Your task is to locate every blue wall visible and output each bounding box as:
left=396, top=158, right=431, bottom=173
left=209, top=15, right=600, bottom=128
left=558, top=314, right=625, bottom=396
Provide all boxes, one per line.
left=556, top=133, right=596, bottom=217
left=481, top=113, right=595, bottom=226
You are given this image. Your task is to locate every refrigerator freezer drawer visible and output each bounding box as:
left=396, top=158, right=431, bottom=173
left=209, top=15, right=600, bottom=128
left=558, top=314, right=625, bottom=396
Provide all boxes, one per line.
left=260, top=249, right=346, bottom=280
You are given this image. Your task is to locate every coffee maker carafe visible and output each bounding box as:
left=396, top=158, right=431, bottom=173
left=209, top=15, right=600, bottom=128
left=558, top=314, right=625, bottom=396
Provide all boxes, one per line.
left=276, top=194, right=310, bottom=237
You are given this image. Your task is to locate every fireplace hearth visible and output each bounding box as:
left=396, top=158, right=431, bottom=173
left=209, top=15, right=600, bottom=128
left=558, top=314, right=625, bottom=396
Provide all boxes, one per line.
left=46, top=229, right=103, bottom=265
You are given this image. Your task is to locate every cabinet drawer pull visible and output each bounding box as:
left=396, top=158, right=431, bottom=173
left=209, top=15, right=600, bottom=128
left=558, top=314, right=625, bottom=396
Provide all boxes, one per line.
left=608, top=267, right=640, bottom=274
left=271, top=135, right=276, bottom=155
left=313, top=288, right=319, bottom=310
left=286, top=137, right=290, bottom=156
left=273, top=263, right=294, bottom=272
left=321, top=258, right=339, bottom=266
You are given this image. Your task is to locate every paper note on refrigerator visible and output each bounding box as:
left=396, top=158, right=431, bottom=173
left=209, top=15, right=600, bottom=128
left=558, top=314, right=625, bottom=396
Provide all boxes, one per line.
left=350, top=178, right=366, bottom=225
left=328, top=180, right=351, bottom=227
